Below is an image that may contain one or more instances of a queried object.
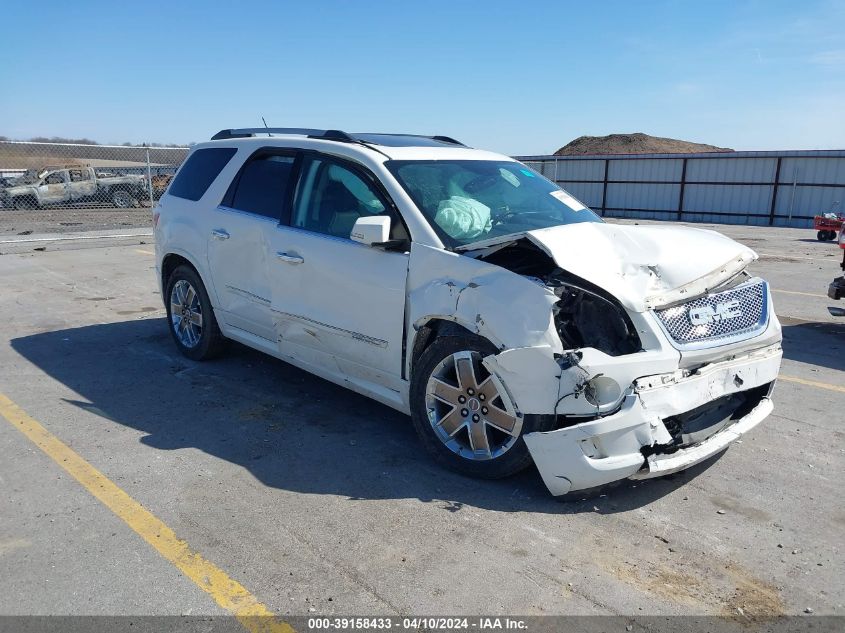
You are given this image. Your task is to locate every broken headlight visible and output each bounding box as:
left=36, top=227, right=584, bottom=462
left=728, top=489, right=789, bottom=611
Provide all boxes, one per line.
left=551, top=279, right=641, bottom=356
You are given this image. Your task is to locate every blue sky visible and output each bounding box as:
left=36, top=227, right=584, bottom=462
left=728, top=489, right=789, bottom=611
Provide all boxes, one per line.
left=1, top=0, right=843, bottom=154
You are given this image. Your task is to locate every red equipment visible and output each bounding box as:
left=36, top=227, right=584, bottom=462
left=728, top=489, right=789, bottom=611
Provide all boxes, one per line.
left=814, top=214, right=843, bottom=241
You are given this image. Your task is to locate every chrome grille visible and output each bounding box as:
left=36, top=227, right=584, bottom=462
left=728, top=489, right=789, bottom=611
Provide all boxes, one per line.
left=654, top=279, right=768, bottom=347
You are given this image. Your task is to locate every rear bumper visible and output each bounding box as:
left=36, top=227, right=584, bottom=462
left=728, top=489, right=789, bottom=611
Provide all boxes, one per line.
left=523, top=344, right=782, bottom=496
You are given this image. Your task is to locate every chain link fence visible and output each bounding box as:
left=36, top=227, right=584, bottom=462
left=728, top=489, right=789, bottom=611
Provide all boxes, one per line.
left=0, top=141, right=189, bottom=211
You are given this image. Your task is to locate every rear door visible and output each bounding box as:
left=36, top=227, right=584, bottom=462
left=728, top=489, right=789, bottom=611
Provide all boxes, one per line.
left=68, top=168, right=96, bottom=200
left=206, top=149, right=299, bottom=342
left=267, top=154, right=409, bottom=386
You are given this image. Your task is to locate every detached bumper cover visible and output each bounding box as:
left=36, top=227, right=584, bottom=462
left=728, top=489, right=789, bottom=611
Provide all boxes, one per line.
left=524, top=344, right=782, bottom=496
left=630, top=397, right=772, bottom=479
left=829, top=276, right=845, bottom=301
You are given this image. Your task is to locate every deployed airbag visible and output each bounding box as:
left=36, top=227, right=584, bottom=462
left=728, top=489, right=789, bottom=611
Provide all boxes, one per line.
left=434, top=196, right=492, bottom=239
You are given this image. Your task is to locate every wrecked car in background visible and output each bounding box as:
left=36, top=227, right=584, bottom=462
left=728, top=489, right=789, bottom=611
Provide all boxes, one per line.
left=155, top=128, right=782, bottom=497
left=0, top=165, right=147, bottom=209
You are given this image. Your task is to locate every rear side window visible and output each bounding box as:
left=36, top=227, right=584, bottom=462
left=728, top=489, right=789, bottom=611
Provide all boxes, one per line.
left=169, top=147, right=237, bottom=201
left=228, top=154, right=296, bottom=219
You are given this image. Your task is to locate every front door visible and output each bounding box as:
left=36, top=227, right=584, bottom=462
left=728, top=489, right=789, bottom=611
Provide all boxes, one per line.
left=268, top=155, right=409, bottom=386
left=38, top=170, right=69, bottom=205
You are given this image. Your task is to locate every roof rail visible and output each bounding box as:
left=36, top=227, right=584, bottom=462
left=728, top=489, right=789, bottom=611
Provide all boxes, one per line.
left=210, top=127, right=356, bottom=142
left=430, top=135, right=465, bottom=146
left=210, top=128, right=467, bottom=148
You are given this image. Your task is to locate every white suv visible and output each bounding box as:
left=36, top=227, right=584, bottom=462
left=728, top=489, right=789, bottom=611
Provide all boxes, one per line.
left=154, top=128, right=782, bottom=496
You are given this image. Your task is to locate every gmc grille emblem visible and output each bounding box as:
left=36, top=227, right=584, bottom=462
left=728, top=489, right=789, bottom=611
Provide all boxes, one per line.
left=689, top=300, right=743, bottom=325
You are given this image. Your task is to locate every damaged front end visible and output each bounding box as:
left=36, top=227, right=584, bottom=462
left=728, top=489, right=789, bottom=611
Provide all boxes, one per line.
left=522, top=345, right=781, bottom=495
left=426, top=222, right=783, bottom=496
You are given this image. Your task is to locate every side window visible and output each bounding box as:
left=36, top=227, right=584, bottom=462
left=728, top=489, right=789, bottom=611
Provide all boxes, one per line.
left=228, top=153, right=295, bottom=220
left=69, top=169, right=90, bottom=182
left=169, top=147, right=237, bottom=201
left=292, top=159, right=389, bottom=239
left=44, top=172, right=67, bottom=184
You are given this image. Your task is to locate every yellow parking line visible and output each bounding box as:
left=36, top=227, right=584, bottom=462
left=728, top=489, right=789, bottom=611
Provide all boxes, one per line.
left=779, top=374, right=845, bottom=394
left=771, top=288, right=827, bottom=299
left=135, top=249, right=155, bottom=255
left=0, top=392, right=294, bottom=633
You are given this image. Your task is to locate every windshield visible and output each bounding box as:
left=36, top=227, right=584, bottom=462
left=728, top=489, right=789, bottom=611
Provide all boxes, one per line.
left=386, top=160, right=601, bottom=247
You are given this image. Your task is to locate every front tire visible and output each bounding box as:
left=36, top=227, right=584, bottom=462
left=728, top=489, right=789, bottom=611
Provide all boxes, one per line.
left=410, top=333, right=556, bottom=479
left=13, top=196, right=36, bottom=210
left=165, top=265, right=226, bottom=360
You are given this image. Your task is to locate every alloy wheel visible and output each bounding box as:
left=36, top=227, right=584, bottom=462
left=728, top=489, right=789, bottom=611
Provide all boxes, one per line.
left=424, top=350, right=522, bottom=460
left=170, top=279, right=203, bottom=348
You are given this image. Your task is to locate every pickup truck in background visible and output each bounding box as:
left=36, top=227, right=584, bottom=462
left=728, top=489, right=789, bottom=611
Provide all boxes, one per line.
left=0, top=165, right=148, bottom=209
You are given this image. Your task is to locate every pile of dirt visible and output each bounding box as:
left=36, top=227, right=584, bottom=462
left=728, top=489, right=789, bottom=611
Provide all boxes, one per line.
left=554, top=133, right=733, bottom=156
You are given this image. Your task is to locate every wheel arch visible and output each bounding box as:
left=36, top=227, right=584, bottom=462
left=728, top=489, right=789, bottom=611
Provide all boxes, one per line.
left=160, top=252, right=215, bottom=306
left=12, top=194, right=39, bottom=209
left=408, top=317, right=497, bottom=381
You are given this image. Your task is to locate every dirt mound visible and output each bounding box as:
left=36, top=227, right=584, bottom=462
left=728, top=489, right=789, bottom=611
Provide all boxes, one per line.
left=555, top=133, right=733, bottom=156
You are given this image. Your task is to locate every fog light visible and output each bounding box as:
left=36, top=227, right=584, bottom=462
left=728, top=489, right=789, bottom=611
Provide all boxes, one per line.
left=585, top=376, right=622, bottom=407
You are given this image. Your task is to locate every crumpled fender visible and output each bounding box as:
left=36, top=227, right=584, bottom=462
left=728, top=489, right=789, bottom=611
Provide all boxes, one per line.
left=405, top=243, right=684, bottom=416
left=407, top=243, right=561, bottom=355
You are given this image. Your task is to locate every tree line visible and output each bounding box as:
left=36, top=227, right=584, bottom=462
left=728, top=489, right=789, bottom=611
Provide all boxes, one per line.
left=0, top=135, right=192, bottom=147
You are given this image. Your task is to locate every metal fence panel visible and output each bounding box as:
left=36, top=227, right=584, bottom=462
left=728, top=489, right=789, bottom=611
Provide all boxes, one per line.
left=607, top=158, right=682, bottom=182
left=558, top=181, right=604, bottom=208
left=683, top=184, right=772, bottom=215
left=515, top=150, right=845, bottom=228
left=552, top=159, right=605, bottom=181
left=774, top=185, right=843, bottom=219
left=684, top=212, right=771, bottom=226
left=685, top=157, right=777, bottom=183
left=606, top=182, right=680, bottom=211
left=778, top=156, right=845, bottom=185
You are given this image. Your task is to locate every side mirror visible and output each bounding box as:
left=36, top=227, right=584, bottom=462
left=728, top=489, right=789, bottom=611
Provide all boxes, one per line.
left=350, top=216, right=390, bottom=246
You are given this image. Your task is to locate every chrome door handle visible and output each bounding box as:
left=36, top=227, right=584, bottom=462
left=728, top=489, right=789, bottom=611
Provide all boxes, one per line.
left=211, top=229, right=230, bottom=240
left=276, top=251, right=304, bottom=265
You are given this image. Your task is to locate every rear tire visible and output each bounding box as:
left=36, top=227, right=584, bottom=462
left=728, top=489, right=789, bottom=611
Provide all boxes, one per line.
left=818, top=230, right=827, bottom=241
left=164, top=265, right=226, bottom=360
left=410, top=333, right=556, bottom=479
left=111, top=188, right=135, bottom=208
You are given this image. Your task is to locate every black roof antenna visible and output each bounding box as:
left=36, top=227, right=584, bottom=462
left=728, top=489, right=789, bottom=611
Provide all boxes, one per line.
left=261, top=117, right=271, bottom=136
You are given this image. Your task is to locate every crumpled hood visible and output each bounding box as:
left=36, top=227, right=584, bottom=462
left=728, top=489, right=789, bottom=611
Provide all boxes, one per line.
left=465, top=222, right=757, bottom=312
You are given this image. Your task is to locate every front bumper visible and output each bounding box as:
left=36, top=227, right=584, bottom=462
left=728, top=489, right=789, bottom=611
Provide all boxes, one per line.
left=523, top=343, right=782, bottom=496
